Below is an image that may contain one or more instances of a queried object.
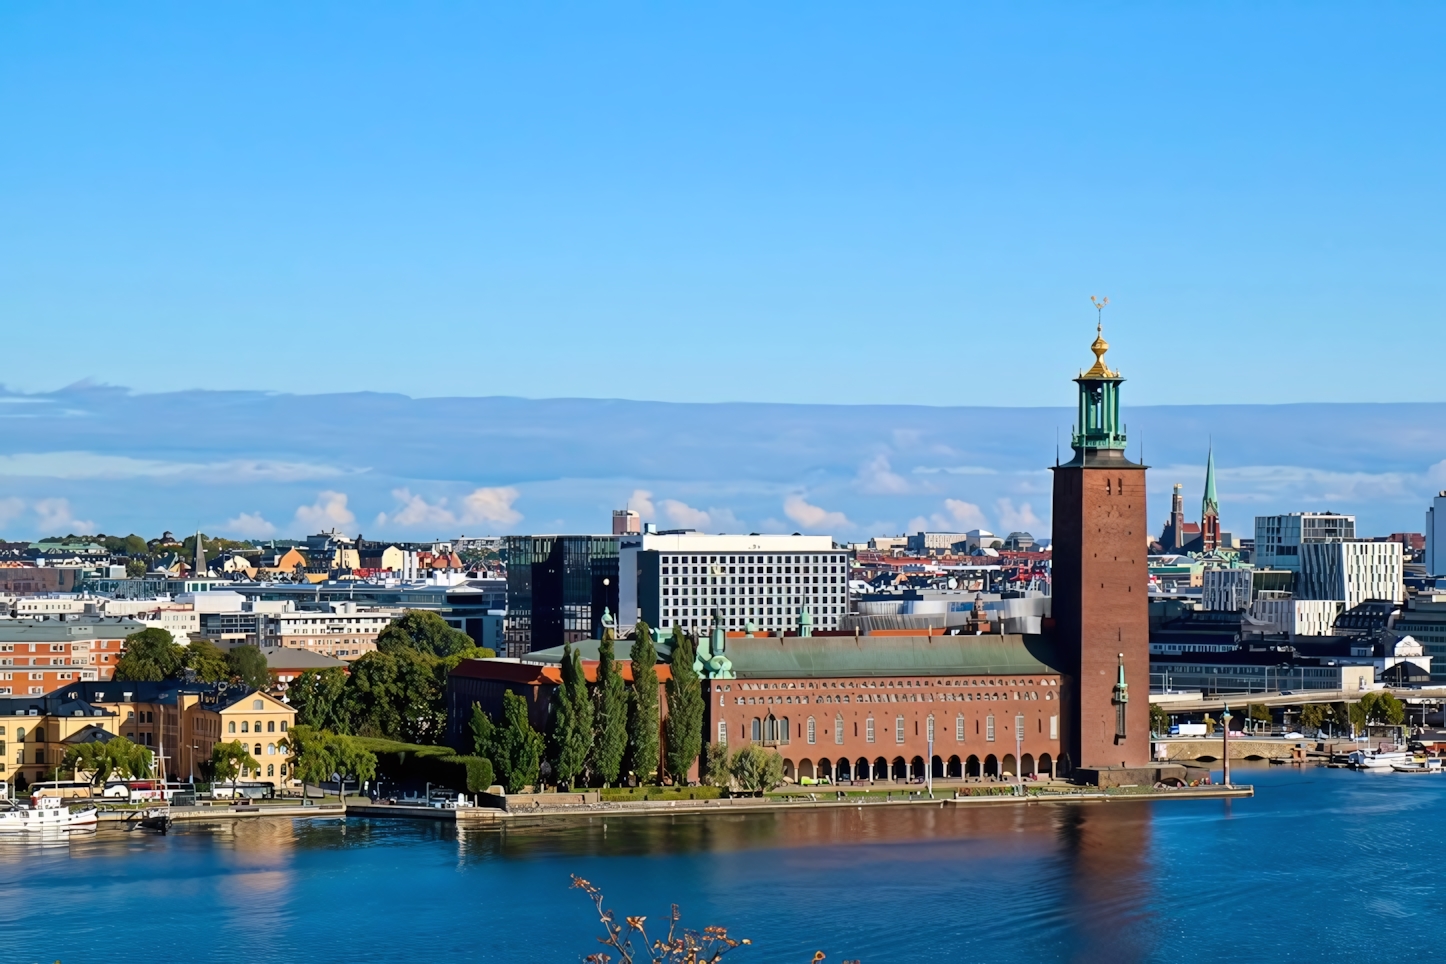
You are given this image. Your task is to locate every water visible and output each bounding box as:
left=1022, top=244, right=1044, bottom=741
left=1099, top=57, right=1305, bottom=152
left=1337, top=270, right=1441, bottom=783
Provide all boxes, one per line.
left=1, top=765, right=1439, bottom=963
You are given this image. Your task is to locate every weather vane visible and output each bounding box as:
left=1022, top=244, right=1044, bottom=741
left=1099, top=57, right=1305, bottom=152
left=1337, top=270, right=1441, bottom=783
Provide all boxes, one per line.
left=1090, top=295, right=1109, bottom=332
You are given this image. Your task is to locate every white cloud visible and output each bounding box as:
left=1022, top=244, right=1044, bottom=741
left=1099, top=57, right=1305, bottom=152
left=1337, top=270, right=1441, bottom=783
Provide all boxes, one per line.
left=856, top=455, right=911, bottom=495
left=627, top=489, right=656, bottom=520
left=294, top=491, right=355, bottom=530
left=783, top=495, right=851, bottom=532
left=376, top=486, right=523, bottom=530
left=994, top=498, right=1042, bottom=531
left=459, top=487, right=522, bottom=526
left=32, top=498, right=94, bottom=533
left=225, top=512, right=278, bottom=538
left=661, top=499, right=712, bottom=529
left=0, top=451, right=352, bottom=482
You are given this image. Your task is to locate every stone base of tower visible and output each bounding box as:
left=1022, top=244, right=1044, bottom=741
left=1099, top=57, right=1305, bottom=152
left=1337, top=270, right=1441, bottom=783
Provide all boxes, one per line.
left=1072, top=764, right=1188, bottom=788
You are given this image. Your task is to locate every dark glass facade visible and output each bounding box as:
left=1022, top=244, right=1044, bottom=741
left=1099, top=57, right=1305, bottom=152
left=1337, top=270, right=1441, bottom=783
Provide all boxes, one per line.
left=503, top=536, right=619, bottom=656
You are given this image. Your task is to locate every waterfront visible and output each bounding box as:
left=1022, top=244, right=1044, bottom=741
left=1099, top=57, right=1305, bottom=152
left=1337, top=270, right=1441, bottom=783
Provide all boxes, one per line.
left=0, top=765, right=1437, bottom=963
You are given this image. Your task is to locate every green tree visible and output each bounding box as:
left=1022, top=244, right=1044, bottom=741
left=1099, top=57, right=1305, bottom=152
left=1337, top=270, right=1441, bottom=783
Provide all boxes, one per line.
left=377, top=610, right=479, bottom=659
left=210, top=740, right=255, bottom=798
left=226, top=644, right=271, bottom=690
left=590, top=629, right=628, bottom=787
left=702, top=741, right=731, bottom=789
left=549, top=643, right=594, bottom=789
left=113, top=628, right=185, bottom=682
left=664, top=629, right=704, bottom=785
left=185, top=639, right=230, bottom=683
left=627, top=621, right=660, bottom=784
left=494, top=689, right=543, bottom=793
left=1149, top=702, right=1169, bottom=736
left=286, top=726, right=336, bottom=804
left=729, top=744, right=784, bottom=794
left=289, top=667, right=352, bottom=732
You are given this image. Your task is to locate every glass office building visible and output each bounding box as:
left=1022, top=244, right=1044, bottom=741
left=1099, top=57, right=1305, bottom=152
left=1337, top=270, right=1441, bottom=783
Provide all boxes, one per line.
left=503, top=536, right=619, bottom=657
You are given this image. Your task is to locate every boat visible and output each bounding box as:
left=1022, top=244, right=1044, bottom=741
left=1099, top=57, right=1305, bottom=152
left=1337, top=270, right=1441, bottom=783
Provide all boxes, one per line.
left=1347, top=745, right=1412, bottom=770
left=0, top=795, right=100, bottom=833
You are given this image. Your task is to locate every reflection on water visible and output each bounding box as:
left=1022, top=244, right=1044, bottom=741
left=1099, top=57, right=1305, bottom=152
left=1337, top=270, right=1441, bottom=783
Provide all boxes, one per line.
left=0, top=765, right=1440, bottom=963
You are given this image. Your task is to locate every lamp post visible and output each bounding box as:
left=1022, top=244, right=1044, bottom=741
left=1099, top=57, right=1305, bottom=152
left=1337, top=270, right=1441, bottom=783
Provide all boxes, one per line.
left=1221, top=704, right=1232, bottom=787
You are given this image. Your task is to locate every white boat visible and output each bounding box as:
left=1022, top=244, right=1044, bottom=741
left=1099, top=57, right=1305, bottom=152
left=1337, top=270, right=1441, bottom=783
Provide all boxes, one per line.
left=0, top=795, right=99, bottom=833
left=1347, top=747, right=1412, bottom=770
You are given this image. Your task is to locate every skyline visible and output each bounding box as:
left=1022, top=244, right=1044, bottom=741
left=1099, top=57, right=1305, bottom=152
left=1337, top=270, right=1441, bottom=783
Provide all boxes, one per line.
left=0, top=385, right=1440, bottom=543
left=3, top=4, right=1446, bottom=405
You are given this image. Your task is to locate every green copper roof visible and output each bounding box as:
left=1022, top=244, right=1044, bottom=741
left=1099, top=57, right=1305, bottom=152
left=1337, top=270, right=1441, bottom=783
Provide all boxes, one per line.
left=1202, top=445, right=1219, bottom=516
left=725, top=633, right=1061, bottom=679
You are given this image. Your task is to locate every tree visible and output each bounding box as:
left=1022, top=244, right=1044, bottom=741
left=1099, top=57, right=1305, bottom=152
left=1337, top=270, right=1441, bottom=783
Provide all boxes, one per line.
left=1149, top=702, right=1169, bottom=736
left=377, top=610, right=479, bottom=659
left=729, top=744, right=784, bottom=794
left=287, top=726, right=335, bottom=803
left=289, top=667, right=351, bottom=731
left=549, top=643, right=593, bottom=789
left=210, top=740, right=255, bottom=798
left=227, top=645, right=271, bottom=690
left=113, top=628, right=185, bottom=682
left=185, top=639, right=230, bottom=683
left=627, top=621, right=660, bottom=784
left=702, top=741, right=731, bottom=789
left=664, top=629, right=703, bottom=785
left=590, top=629, right=628, bottom=787
left=494, top=690, right=543, bottom=793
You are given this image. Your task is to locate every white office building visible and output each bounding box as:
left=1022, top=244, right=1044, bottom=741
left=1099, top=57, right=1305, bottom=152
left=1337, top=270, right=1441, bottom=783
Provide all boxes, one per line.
left=618, top=533, right=848, bottom=633
left=1202, top=568, right=1253, bottom=612
left=1298, top=540, right=1404, bottom=610
left=1247, top=597, right=1345, bottom=638
left=1254, top=512, right=1355, bottom=572
left=1428, top=491, right=1446, bottom=576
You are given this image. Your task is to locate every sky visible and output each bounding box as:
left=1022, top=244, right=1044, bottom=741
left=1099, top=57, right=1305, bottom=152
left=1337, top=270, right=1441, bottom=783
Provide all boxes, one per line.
left=2, top=3, right=1446, bottom=407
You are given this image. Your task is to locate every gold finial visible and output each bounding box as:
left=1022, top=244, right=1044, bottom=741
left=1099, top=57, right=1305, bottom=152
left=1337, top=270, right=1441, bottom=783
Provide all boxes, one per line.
left=1083, top=295, right=1116, bottom=377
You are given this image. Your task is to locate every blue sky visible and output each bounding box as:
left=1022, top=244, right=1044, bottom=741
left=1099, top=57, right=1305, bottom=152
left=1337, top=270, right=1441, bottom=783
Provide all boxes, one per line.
left=2, top=3, right=1445, bottom=406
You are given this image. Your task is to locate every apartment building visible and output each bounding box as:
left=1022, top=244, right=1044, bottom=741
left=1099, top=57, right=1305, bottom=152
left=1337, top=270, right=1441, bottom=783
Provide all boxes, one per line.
left=1253, top=512, right=1355, bottom=572
left=0, top=617, right=144, bottom=693
left=618, top=532, right=848, bottom=635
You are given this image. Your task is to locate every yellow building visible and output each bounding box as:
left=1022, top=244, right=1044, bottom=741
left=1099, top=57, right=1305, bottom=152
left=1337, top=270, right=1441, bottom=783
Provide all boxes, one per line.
left=0, top=692, right=119, bottom=789
left=217, top=689, right=296, bottom=789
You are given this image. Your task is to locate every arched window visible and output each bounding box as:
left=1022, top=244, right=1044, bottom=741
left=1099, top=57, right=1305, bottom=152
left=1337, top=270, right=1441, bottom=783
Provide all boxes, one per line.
left=807, top=717, right=816, bottom=744
left=241, top=721, right=249, bottom=734
left=835, top=715, right=844, bottom=745
left=228, top=721, right=236, bottom=734
left=267, top=720, right=275, bottom=733
left=751, top=718, right=761, bottom=742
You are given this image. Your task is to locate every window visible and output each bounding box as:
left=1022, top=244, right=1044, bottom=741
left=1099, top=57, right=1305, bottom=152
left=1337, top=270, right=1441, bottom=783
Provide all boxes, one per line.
left=228, top=721, right=236, bottom=734
left=866, top=718, right=875, bottom=743
left=956, top=714, right=965, bottom=742
left=807, top=717, right=816, bottom=744
left=895, top=716, right=905, bottom=744
left=835, top=715, right=844, bottom=745
left=986, top=715, right=996, bottom=742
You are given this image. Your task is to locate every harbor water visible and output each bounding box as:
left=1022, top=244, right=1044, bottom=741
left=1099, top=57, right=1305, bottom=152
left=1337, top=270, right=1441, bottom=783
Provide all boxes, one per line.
left=0, top=764, right=1437, bottom=963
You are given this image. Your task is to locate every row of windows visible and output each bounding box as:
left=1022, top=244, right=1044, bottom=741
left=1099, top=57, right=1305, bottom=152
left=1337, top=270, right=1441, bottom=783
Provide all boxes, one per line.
left=724, top=712, right=1060, bottom=745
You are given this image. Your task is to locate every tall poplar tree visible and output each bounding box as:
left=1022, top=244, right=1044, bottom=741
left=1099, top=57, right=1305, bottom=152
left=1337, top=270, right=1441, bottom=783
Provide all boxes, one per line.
left=550, top=642, right=593, bottom=788
left=591, top=629, right=628, bottom=787
left=627, top=621, right=660, bottom=784
left=664, top=628, right=704, bottom=785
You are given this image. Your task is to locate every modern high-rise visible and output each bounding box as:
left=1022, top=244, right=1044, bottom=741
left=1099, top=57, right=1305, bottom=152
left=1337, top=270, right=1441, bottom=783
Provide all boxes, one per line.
left=618, top=532, right=847, bottom=634
left=1428, top=491, right=1446, bottom=576
left=1253, top=512, right=1356, bottom=572
left=502, top=535, right=620, bottom=657
left=1049, top=323, right=1150, bottom=775
left=1298, top=540, right=1404, bottom=609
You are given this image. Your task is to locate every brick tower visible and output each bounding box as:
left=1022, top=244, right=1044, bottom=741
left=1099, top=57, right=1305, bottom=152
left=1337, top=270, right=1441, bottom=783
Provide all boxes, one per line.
left=1051, top=321, right=1152, bottom=780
